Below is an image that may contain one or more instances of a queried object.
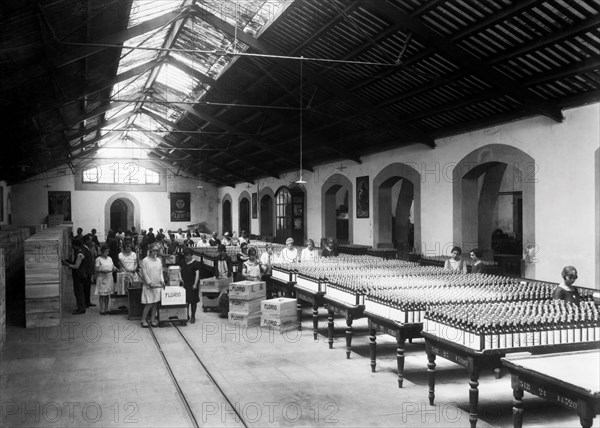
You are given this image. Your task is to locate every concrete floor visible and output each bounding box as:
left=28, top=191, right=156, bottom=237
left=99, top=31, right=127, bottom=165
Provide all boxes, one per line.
left=1, top=285, right=598, bottom=428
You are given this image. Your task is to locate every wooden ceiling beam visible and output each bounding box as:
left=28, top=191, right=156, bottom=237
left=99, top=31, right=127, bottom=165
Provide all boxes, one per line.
left=55, top=7, right=189, bottom=68
left=139, top=108, right=259, bottom=184
left=191, top=4, right=436, bottom=148
left=488, top=16, right=600, bottom=65
left=363, top=0, right=564, bottom=122
left=142, top=130, right=254, bottom=184
left=176, top=109, right=280, bottom=179
left=53, top=101, right=138, bottom=131
left=63, top=111, right=137, bottom=142
left=164, top=101, right=305, bottom=172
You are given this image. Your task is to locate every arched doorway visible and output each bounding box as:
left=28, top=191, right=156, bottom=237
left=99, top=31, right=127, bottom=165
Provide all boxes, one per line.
left=260, top=193, right=274, bottom=238
left=104, top=193, right=140, bottom=238
left=453, top=144, right=535, bottom=277
left=275, top=186, right=305, bottom=244
left=373, top=163, right=421, bottom=256
left=322, top=174, right=353, bottom=244
left=239, top=195, right=250, bottom=235
left=222, top=196, right=232, bottom=235
left=110, top=199, right=128, bottom=232
left=110, top=198, right=135, bottom=232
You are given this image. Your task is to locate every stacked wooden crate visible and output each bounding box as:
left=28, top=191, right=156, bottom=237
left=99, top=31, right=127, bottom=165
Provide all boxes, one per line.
left=24, top=229, right=65, bottom=328
left=0, top=249, right=6, bottom=351
left=0, top=228, right=31, bottom=301
left=260, top=298, right=297, bottom=333
left=228, top=280, right=266, bottom=327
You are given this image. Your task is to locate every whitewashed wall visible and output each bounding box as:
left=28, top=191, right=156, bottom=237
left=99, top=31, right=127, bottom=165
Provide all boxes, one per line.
left=11, top=169, right=218, bottom=242
left=219, top=104, right=599, bottom=286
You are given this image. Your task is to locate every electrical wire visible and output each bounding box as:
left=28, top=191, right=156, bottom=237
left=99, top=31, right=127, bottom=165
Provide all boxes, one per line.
left=57, top=41, right=405, bottom=67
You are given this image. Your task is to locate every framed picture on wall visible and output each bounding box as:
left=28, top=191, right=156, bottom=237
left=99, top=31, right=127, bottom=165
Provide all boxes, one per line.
left=356, top=176, right=369, bottom=218
left=252, top=192, right=257, bottom=219
left=48, top=191, right=72, bottom=222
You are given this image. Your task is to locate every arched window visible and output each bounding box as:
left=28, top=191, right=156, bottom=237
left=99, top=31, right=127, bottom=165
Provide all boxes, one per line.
left=275, top=186, right=305, bottom=244
left=222, top=199, right=232, bottom=234
left=275, top=188, right=291, bottom=243
left=82, top=162, right=160, bottom=184
left=239, top=197, right=250, bottom=234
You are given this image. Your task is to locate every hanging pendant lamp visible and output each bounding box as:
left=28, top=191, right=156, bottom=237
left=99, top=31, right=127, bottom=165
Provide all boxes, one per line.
left=295, top=56, right=306, bottom=184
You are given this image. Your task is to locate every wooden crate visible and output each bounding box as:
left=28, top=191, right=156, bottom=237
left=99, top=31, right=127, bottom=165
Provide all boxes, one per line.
left=200, top=277, right=232, bottom=293
left=158, top=305, right=187, bottom=325
left=229, top=297, right=262, bottom=315
left=24, top=283, right=60, bottom=299
left=25, top=297, right=61, bottom=328
left=228, top=280, right=266, bottom=300
left=25, top=232, right=63, bottom=286
left=0, top=250, right=5, bottom=351
left=261, top=298, right=297, bottom=317
left=228, top=311, right=260, bottom=327
left=201, top=292, right=220, bottom=311
left=260, top=315, right=296, bottom=333
left=25, top=312, right=60, bottom=328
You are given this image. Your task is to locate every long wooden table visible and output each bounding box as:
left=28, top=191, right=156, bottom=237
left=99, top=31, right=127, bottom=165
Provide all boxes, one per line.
left=365, top=311, right=422, bottom=388
left=502, top=350, right=600, bottom=428
left=422, top=331, right=600, bottom=428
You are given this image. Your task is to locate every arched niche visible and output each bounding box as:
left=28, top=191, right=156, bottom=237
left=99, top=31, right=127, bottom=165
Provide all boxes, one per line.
left=259, top=186, right=275, bottom=239
left=373, top=163, right=421, bottom=255
left=104, top=193, right=140, bottom=236
left=221, top=194, right=232, bottom=235
left=321, top=174, right=353, bottom=244
left=238, top=190, right=251, bottom=235
left=453, top=144, right=535, bottom=277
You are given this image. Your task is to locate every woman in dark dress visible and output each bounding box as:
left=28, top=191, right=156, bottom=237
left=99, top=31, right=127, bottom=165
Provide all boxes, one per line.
left=552, top=265, right=581, bottom=305
left=180, top=248, right=201, bottom=323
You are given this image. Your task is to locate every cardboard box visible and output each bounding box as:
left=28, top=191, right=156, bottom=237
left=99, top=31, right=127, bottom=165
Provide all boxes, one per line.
left=229, top=297, right=262, bottom=315
left=228, top=311, right=260, bottom=327
left=261, top=298, right=297, bottom=317
left=200, top=277, right=232, bottom=293
left=228, top=280, right=266, bottom=300
left=161, top=286, right=186, bottom=305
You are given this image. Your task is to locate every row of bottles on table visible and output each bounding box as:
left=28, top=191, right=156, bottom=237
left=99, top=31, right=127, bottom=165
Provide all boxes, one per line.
left=366, top=280, right=555, bottom=309
left=425, top=300, right=599, bottom=335
left=425, top=300, right=600, bottom=350
left=329, top=271, right=526, bottom=295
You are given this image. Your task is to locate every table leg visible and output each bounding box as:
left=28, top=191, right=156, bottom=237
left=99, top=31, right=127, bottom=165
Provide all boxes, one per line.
left=468, top=365, right=481, bottom=428
left=427, top=352, right=436, bottom=405
left=312, top=302, right=319, bottom=341
left=345, top=316, right=354, bottom=359
left=369, top=323, right=376, bottom=373
left=578, top=399, right=594, bottom=428
left=328, top=306, right=334, bottom=349
left=512, top=386, right=524, bottom=428
left=397, top=332, right=406, bottom=388
left=296, top=301, right=302, bottom=331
